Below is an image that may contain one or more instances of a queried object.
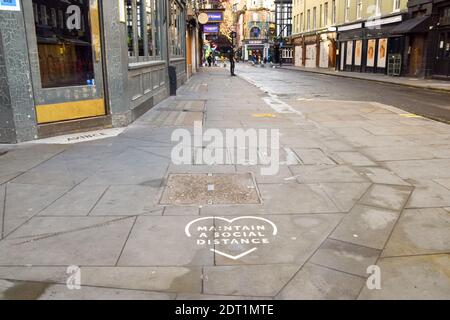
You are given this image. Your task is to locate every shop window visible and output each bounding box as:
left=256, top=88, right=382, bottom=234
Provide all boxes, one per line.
left=126, top=0, right=134, bottom=57
left=126, top=0, right=161, bottom=61
left=357, top=1, right=362, bottom=19
left=32, top=0, right=95, bottom=88
left=375, top=0, right=381, bottom=16
left=393, top=0, right=400, bottom=12
left=146, top=0, right=160, bottom=57
left=345, top=0, right=350, bottom=22
left=313, top=7, right=317, bottom=29
left=170, top=0, right=184, bottom=57
left=307, top=9, right=310, bottom=30
left=332, top=0, right=336, bottom=24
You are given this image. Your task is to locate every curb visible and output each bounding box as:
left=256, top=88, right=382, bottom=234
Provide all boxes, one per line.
left=278, top=66, right=450, bottom=94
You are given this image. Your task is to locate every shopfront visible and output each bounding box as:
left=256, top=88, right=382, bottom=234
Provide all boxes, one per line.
left=26, top=0, right=106, bottom=125
left=0, top=0, right=187, bottom=143
left=432, top=4, right=450, bottom=78
left=337, top=14, right=405, bottom=74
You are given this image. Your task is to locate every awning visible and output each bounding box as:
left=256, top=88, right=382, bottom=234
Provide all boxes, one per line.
left=390, top=16, right=430, bottom=34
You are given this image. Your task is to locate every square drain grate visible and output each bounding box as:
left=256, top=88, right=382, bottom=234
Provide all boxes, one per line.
left=160, top=173, right=261, bottom=205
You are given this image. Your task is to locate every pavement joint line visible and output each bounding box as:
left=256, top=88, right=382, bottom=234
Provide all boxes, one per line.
left=378, top=252, right=450, bottom=260
left=9, top=215, right=137, bottom=245
left=115, top=216, right=138, bottom=267
left=308, top=261, right=368, bottom=280
left=87, top=185, right=110, bottom=217
left=1, top=148, right=67, bottom=187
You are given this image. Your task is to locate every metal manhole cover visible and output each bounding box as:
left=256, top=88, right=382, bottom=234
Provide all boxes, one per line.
left=160, top=173, right=261, bottom=205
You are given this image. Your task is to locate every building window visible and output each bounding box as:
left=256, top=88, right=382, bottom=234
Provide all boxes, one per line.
left=313, top=7, right=316, bottom=29
left=126, top=0, right=134, bottom=57
left=169, top=0, right=184, bottom=56
left=375, top=0, right=381, bottom=16
left=393, top=0, right=400, bottom=12
left=32, top=0, right=95, bottom=88
left=357, top=0, right=362, bottom=19
left=300, top=12, right=303, bottom=31
left=332, top=0, right=336, bottom=24
left=126, top=0, right=161, bottom=60
left=320, top=4, right=323, bottom=27
left=307, top=9, right=311, bottom=30
left=345, top=0, right=350, bottom=22
left=250, top=26, right=261, bottom=38
left=324, top=2, right=328, bottom=26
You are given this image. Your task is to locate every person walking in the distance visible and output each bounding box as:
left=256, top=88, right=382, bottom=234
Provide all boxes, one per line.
left=229, top=48, right=236, bottom=76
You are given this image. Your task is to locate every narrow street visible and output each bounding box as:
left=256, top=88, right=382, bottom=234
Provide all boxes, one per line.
left=0, top=67, right=449, bottom=300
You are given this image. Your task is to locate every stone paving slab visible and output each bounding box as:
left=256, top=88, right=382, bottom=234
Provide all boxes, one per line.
left=330, top=205, right=401, bottom=250
left=406, top=180, right=450, bottom=208
left=118, top=216, right=214, bottom=267
left=39, top=184, right=108, bottom=216
left=290, top=165, right=369, bottom=183
left=0, top=280, right=175, bottom=300
left=90, top=185, right=162, bottom=216
left=276, top=263, right=365, bottom=300
left=359, top=184, right=412, bottom=211
left=214, top=214, right=343, bottom=265
left=3, top=183, right=72, bottom=236
left=204, top=265, right=298, bottom=297
left=384, top=159, right=450, bottom=180
left=382, top=208, right=450, bottom=257
left=357, top=167, right=411, bottom=186
left=358, top=254, right=450, bottom=300
left=0, top=216, right=135, bottom=266
left=333, top=152, right=377, bottom=166
left=0, top=266, right=202, bottom=293
left=309, top=239, right=381, bottom=277
left=319, top=182, right=371, bottom=212
left=257, top=183, right=340, bottom=214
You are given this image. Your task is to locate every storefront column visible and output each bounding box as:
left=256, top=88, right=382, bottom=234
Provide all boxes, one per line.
left=0, top=9, right=37, bottom=143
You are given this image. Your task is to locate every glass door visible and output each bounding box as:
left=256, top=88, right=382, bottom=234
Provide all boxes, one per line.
left=26, top=0, right=106, bottom=124
left=434, top=31, right=450, bottom=77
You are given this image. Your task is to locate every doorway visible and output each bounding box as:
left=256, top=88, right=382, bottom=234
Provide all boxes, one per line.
left=433, top=31, right=450, bottom=77
left=26, top=0, right=106, bottom=124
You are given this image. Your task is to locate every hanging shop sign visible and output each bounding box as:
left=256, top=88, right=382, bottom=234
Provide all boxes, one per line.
left=0, top=0, right=21, bottom=11
left=198, top=12, right=209, bottom=25
left=206, top=12, right=223, bottom=22
left=203, top=24, right=219, bottom=33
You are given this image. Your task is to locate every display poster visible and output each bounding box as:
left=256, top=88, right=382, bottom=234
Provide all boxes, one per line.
left=367, top=39, right=376, bottom=67
left=377, top=38, right=388, bottom=68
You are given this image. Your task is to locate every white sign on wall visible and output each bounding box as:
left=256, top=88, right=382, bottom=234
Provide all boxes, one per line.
left=0, top=0, right=21, bottom=11
left=119, top=0, right=126, bottom=23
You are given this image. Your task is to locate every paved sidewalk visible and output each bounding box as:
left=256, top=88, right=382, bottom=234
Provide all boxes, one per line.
left=279, top=65, right=450, bottom=92
left=0, top=67, right=449, bottom=300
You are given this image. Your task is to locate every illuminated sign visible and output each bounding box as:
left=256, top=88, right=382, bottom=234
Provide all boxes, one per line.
left=207, top=12, right=223, bottom=22
left=203, top=24, right=219, bottom=33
